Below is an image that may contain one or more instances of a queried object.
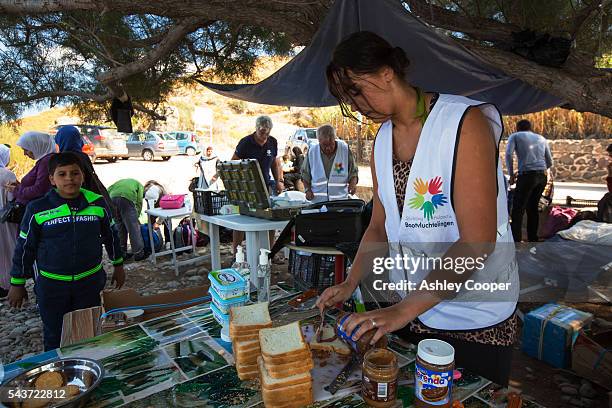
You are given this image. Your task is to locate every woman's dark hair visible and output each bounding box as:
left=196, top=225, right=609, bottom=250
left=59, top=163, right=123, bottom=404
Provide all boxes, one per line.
left=516, top=119, right=532, bottom=132
left=326, top=31, right=410, bottom=119
left=48, top=152, right=84, bottom=175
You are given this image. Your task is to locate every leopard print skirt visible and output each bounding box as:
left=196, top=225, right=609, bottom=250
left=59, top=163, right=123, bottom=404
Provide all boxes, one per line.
left=391, top=157, right=519, bottom=347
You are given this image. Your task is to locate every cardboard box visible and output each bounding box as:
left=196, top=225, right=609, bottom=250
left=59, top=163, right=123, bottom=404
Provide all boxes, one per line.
left=100, top=285, right=210, bottom=332
left=522, top=303, right=593, bottom=368
left=572, top=330, right=612, bottom=390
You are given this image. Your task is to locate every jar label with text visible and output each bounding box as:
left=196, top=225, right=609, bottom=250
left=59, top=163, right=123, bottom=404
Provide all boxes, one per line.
left=415, top=362, right=453, bottom=406
left=362, top=373, right=398, bottom=403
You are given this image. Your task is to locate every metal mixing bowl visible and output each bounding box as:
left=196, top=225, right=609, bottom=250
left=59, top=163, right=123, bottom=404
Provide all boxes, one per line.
left=0, top=358, right=105, bottom=407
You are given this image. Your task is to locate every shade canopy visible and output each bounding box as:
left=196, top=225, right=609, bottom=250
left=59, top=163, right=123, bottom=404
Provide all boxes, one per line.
left=199, top=0, right=563, bottom=115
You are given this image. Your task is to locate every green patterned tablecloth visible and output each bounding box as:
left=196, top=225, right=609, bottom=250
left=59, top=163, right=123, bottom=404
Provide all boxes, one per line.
left=2, top=286, right=544, bottom=408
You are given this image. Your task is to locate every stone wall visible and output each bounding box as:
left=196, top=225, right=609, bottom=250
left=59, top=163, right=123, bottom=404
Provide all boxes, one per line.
left=349, top=139, right=611, bottom=184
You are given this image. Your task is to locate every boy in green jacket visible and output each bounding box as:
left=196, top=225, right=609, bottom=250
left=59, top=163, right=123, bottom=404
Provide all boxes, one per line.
left=108, top=178, right=146, bottom=261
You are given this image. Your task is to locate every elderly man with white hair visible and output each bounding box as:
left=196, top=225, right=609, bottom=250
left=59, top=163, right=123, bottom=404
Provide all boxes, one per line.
left=231, top=115, right=284, bottom=254
left=302, top=124, right=358, bottom=203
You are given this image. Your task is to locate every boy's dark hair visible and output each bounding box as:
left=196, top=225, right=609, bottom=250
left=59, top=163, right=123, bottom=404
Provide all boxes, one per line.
left=607, top=143, right=612, bottom=154
left=516, top=119, right=532, bottom=132
left=48, top=152, right=84, bottom=175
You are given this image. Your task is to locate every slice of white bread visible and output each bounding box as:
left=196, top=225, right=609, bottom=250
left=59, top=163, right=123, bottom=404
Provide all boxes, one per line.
left=229, top=302, right=272, bottom=333
left=232, top=332, right=261, bottom=342
left=262, top=349, right=311, bottom=366
left=236, top=361, right=259, bottom=381
left=232, top=339, right=261, bottom=354
left=230, top=323, right=272, bottom=336
left=262, top=388, right=313, bottom=405
left=258, top=357, right=312, bottom=391
left=236, top=352, right=260, bottom=365
left=262, top=385, right=313, bottom=408
left=259, top=322, right=309, bottom=359
left=262, top=385, right=313, bottom=399
left=308, top=324, right=351, bottom=356
left=265, top=358, right=314, bottom=379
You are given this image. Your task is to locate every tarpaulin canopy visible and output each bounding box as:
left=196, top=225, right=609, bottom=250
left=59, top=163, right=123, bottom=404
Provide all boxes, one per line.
left=198, top=0, right=564, bottom=115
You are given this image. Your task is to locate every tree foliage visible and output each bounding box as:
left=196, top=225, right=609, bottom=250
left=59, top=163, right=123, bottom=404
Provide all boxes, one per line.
left=0, top=0, right=610, bottom=120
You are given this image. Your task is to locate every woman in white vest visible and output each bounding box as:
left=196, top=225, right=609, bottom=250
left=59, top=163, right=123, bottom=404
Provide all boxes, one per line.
left=316, top=31, right=519, bottom=385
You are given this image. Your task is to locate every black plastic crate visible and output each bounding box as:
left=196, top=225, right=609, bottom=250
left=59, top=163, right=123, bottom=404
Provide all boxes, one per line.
left=194, top=190, right=230, bottom=216
left=288, top=249, right=341, bottom=292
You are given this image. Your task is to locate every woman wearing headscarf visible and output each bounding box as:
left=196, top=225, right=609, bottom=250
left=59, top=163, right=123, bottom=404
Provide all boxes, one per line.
left=8, top=131, right=56, bottom=205
left=0, top=145, right=18, bottom=298
left=54, top=126, right=114, bottom=210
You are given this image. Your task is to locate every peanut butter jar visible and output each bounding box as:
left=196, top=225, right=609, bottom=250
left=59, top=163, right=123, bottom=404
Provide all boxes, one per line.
left=361, top=348, right=399, bottom=407
left=415, top=339, right=455, bottom=408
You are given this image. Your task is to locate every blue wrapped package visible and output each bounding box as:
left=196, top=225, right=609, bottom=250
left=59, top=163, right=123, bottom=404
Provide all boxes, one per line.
left=522, top=303, right=593, bottom=368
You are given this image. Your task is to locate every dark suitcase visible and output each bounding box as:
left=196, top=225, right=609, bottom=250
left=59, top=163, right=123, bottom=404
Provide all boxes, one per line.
left=294, top=199, right=366, bottom=246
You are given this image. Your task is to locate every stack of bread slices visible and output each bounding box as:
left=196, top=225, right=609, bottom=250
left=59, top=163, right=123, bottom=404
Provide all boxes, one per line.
left=258, top=322, right=314, bottom=407
left=229, top=302, right=272, bottom=380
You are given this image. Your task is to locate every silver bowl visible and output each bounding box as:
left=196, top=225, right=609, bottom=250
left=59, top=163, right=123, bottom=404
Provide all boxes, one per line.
left=0, top=358, right=104, bottom=407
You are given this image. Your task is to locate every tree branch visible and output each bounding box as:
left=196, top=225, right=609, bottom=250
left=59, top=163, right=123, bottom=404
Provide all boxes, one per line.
left=132, top=101, right=166, bottom=120
left=0, top=90, right=112, bottom=105
left=0, top=90, right=167, bottom=120
left=0, top=0, right=332, bottom=45
left=101, top=31, right=168, bottom=48
left=96, top=16, right=208, bottom=86
left=459, top=39, right=612, bottom=117
left=571, top=0, right=603, bottom=37
left=405, top=0, right=520, bottom=43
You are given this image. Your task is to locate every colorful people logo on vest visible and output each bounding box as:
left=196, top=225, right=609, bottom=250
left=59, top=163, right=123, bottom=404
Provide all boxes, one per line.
left=408, top=176, right=448, bottom=220
left=333, top=162, right=345, bottom=175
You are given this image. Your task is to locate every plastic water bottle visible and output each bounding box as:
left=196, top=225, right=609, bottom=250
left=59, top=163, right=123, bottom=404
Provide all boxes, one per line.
left=257, top=249, right=271, bottom=303
left=231, top=246, right=251, bottom=298
left=184, top=194, right=192, bottom=212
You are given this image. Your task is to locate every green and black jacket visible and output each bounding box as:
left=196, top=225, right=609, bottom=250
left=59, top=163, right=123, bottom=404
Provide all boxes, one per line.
left=10, top=188, right=123, bottom=286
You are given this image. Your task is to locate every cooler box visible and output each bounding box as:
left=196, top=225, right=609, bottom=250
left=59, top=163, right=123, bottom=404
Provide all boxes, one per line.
left=522, top=303, right=593, bottom=368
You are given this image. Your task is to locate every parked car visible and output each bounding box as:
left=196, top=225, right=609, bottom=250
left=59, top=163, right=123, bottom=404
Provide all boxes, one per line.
left=124, top=131, right=179, bottom=161
left=81, top=135, right=96, bottom=162
left=284, top=128, right=317, bottom=155
left=164, top=131, right=201, bottom=156
left=52, top=124, right=128, bottom=163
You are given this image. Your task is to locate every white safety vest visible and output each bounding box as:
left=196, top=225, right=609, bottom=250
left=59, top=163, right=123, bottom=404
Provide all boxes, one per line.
left=199, top=155, right=218, bottom=189
left=373, top=94, right=519, bottom=330
left=308, top=140, right=350, bottom=203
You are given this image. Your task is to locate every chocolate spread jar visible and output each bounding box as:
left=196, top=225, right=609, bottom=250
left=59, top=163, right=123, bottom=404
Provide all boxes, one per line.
left=415, top=339, right=455, bottom=407
left=336, top=313, right=387, bottom=356
left=361, top=348, right=399, bottom=407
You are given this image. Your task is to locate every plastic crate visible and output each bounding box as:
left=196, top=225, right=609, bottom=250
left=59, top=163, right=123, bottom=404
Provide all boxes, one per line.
left=288, top=249, right=340, bottom=291
left=194, top=190, right=230, bottom=215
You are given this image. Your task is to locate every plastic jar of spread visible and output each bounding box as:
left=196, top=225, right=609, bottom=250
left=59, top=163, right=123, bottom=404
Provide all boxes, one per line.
left=361, top=348, right=399, bottom=407
left=415, top=339, right=455, bottom=408
left=336, top=313, right=388, bottom=356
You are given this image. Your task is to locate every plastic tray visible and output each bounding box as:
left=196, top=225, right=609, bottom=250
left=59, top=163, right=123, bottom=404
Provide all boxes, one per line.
left=210, top=302, right=230, bottom=325
left=208, top=269, right=248, bottom=301
left=211, top=288, right=248, bottom=315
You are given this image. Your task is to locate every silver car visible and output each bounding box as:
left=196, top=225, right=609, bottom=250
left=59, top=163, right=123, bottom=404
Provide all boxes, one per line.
left=124, top=131, right=179, bottom=161
left=284, top=128, right=317, bottom=155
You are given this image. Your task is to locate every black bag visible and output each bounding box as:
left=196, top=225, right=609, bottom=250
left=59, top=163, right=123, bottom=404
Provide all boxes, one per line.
left=294, top=199, right=366, bottom=246
left=0, top=200, right=25, bottom=224
left=597, top=192, right=612, bottom=223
